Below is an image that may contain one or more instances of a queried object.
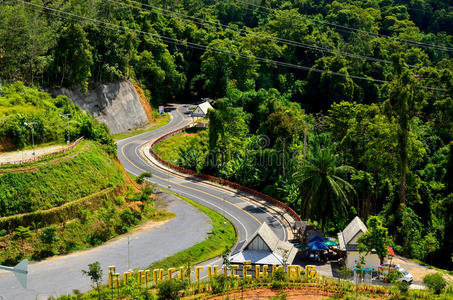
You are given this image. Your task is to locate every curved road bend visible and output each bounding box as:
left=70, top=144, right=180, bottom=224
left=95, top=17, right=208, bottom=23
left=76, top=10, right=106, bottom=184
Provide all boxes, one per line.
left=117, top=104, right=290, bottom=247
left=0, top=194, right=212, bottom=300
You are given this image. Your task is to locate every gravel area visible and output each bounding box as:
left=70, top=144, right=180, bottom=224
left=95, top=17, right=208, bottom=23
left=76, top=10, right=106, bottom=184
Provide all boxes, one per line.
left=0, top=145, right=65, bottom=163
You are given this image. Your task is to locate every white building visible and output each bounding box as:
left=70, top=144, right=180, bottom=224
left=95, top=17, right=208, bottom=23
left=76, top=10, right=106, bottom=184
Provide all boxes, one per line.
left=191, top=101, right=213, bottom=117
left=230, top=223, right=298, bottom=265
left=337, top=216, right=383, bottom=269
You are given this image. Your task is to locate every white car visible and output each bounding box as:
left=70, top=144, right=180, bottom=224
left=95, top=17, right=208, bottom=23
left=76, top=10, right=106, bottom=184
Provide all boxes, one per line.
left=398, top=269, right=414, bottom=283
left=378, top=266, right=413, bottom=283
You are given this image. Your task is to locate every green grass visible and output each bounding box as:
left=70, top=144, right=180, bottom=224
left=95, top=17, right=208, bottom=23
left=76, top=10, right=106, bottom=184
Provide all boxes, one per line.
left=0, top=186, right=176, bottom=266
left=113, top=113, right=170, bottom=141
left=152, top=131, right=201, bottom=164
left=147, top=187, right=237, bottom=271
left=0, top=140, right=125, bottom=216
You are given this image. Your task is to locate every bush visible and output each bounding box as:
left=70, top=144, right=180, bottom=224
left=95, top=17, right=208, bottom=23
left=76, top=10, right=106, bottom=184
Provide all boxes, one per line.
left=395, top=280, right=410, bottom=294
left=136, top=172, right=152, bottom=184
left=423, top=273, right=446, bottom=294
left=157, top=279, right=188, bottom=300
left=385, top=269, right=403, bottom=283
left=40, top=225, right=59, bottom=245
left=210, top=274, right=227, bottom=294
left=271, top=268, right=287, bottom=289
left=120, top=208, right=139, bottom=225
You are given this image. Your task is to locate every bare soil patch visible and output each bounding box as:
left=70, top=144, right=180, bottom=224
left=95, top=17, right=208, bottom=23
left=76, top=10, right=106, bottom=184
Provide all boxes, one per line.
left=0, top=144, right=64, bottom=163
left=392, top=256, right=453, bottom=283
left=206, top=287, right=333, bottom=300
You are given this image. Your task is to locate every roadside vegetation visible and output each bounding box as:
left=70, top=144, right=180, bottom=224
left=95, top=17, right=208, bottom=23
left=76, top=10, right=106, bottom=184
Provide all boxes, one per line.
left=147, top=188, right=236, bottom=271
left=112, top=112, right=170, bottom=141
left=153, top=127, right=208, bottom=168
left=1, top=0, right=452, bottom=273
left=57, top=266, right=453, bottom=299
left=0, top=181, right=174, bottom=266
left=0, top=82, right=115, bottom=154
left=0, top=141, right=124, bottom=216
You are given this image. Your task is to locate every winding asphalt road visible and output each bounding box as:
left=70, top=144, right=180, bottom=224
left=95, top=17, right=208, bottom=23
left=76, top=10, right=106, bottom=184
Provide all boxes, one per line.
left=0, top=193, right=212, bottom=300
left=117, top=104, right=290, bottom=247
left=0, top=104, right=292, bottom=299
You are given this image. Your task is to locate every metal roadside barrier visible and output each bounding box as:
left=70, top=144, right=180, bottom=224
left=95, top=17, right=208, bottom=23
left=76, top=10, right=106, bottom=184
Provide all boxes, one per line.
left=149, top=126, right=302, bottom=222
left=0, top=137, right=84, bottom=166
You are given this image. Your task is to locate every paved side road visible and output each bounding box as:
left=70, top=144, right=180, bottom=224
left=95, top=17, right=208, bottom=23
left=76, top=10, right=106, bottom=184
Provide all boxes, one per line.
left=0, top=193, right=211, bottom=300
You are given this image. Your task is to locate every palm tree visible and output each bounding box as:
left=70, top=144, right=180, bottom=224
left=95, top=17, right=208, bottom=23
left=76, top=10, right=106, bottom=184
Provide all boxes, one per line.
left=297, top=147, right=356, bottom=232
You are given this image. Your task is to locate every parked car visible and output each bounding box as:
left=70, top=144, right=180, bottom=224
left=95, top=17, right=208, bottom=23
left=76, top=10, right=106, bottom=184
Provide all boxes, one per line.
left=378, top=265, right=413, bottom=283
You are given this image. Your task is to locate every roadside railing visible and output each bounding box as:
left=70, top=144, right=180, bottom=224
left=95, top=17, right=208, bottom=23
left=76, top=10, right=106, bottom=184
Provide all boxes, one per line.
left=149, top=126, right=301, bottom=222
left=0, top=137, right=84, bottom=166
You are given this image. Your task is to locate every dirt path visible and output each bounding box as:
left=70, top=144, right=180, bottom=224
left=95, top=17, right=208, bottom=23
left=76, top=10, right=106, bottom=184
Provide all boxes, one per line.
left=207, top=288, right=333, bottom=300
left=0, top=144, right=64, bottom=163
left=391, top=256, right=453, bottom=283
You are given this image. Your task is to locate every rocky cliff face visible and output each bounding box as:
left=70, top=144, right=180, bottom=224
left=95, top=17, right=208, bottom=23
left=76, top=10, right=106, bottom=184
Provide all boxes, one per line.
left=50, top=80, right=149, bottom=134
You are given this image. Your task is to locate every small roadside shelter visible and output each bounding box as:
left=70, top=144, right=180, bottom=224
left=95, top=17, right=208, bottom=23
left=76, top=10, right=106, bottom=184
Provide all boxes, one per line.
left=191, top=101, right=213, bottom=118
left=230, top=223, right=298, bottom=266
left=337, top=216, right=383, bottom=269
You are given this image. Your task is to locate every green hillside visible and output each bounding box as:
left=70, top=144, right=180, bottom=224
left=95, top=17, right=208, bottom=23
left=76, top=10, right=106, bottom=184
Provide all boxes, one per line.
left=0, top=140, right=124, bottom=217
left=0, top=81, right=115, bottom=153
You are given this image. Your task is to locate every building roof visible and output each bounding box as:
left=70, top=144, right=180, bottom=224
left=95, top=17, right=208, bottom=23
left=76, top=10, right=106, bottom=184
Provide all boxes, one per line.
left=337, top=216, right=368, bottom=251
left=230, top=223, right=298, bottom=265
left=191, top=101, right=213, bottom=117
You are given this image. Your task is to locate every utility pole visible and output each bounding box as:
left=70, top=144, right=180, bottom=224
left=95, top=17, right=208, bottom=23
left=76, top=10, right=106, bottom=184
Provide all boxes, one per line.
left=59, top=113, right=71, bottom=144
left=127, top=236, right=130, bottom=271
left=127, top=236, right=138, bottom=271
left=24, top=122, right=37, bottom=155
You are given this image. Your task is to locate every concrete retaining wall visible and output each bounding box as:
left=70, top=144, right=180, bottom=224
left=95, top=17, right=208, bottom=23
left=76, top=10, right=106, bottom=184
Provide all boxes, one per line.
left=50, top=80, right=149, bottom=134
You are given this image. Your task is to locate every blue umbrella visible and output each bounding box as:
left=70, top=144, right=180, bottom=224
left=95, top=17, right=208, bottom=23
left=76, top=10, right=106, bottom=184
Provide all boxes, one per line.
left=308, top=235, right=326, bottom=243
left=308, top=241, right=329, bottom=251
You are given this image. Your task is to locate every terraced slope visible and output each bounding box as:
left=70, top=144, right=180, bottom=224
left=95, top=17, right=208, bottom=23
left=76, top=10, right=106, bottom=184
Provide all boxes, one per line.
left=0, top=140, right=124, bottom=217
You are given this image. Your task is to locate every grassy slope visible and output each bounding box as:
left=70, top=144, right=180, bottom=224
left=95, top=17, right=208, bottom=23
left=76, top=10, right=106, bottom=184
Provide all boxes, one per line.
left=153, top=132, right=199, bottom=163
left=112, top=113, right=170, bottom=141
left=0, top=140, right=124, bottom=216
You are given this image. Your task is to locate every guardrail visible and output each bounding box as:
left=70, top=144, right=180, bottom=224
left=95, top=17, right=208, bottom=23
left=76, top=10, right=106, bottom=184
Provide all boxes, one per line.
left=149, top=125, right=301, bottom=222
left=0, top=137, right=84, bottom=166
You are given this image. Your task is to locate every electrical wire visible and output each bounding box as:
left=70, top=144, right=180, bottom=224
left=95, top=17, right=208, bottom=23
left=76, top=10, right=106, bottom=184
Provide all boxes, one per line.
left=105, top=0, right=406, bottom=67
left=213, top=0, right=453, bottom=52
left=14, top=0, right=448, bottom=92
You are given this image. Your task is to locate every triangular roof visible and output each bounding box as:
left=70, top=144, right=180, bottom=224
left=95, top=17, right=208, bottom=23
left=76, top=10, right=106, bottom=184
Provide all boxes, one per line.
left=230, top=223, right=298, bottom=265
left=192, top=101, right=213, bottom=116
left=338, top=216, right=368, bottom=251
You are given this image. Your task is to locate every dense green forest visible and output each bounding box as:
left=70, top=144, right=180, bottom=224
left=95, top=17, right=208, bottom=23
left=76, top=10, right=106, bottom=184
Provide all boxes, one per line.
left=0, top=0, right=452, bottom=269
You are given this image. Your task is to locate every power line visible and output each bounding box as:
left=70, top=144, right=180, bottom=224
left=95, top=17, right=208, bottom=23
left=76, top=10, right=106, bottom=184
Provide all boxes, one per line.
left=15, top=0, right=448, bottom=92
left=213, top=0, right=453, bottom=52
left=109, top=0, right=419, bottom=67
left=108, top=0, right=421, bottom=67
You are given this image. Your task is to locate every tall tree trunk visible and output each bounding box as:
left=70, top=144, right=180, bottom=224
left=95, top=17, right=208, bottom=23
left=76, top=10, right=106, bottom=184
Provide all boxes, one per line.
left=399, top=126, right=409, bottom=207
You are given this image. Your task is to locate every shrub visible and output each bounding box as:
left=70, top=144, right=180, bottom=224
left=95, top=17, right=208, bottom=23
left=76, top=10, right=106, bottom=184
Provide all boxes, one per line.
left=271, top=268, right=287, bottom=289
left=136, top=172, right=152, bottom=184
left=114, top=196, right=125, bottom=206
left=157, top=279, right=188, bottom=300
left=384, top=269, right=402, bottom=283
left=337, top=265, right=353, bottom=280
left=423, top=273, right=446, bottom=294
left=210, top=274, right=227, bottom=294
left=120, top=208, right=138, bottom=225
left=395, top=280, right=410, bottom=294
left=40, top=225, right=59, bottom=245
